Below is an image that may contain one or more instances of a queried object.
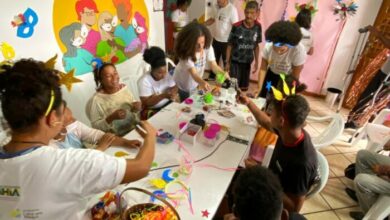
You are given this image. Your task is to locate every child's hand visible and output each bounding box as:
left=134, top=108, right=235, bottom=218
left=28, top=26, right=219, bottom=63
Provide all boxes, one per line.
left=127, top=140, right=142, bottom=148
left=244, top=158, right=258, bottom=168
left=132, top=101, right=142, bottom=112
left=200, top=81, right=211, bottom=92
left=110, top=109, right=127, bottom=121
left=136, top=121, right=157, bottom=140
left=97, top=133, right=116, bottom=149
left=237, top=93, right=251, bottom=105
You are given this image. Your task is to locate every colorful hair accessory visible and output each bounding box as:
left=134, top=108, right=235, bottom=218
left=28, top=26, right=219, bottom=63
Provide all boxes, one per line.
left=266, top=81, right=272, bottom=92
left=45, top=54, right=58, bottom=69
left=58, top=69, right=83, bottom=92
left=92, top=58, right=103, bottom=70
left=273, top=42, right=295, bottom=48
left=295, top=2, right=318, bottom=15
left=44, top=90, right=55, bottom=116
left=271, top=74, right=296, bottom=101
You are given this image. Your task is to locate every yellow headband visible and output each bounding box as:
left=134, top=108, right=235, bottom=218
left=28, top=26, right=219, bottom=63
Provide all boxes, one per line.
left=44, top=90, right=55, bottom=116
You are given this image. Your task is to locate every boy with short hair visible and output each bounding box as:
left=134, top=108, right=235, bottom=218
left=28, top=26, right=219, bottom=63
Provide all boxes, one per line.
left=226, top=1, right=262, bottom=91
left=238, top=87, right=318, bottom=212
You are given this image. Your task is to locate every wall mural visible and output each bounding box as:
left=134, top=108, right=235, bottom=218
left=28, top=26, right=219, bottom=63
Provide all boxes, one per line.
left=53, top=0, right=149, bottom=76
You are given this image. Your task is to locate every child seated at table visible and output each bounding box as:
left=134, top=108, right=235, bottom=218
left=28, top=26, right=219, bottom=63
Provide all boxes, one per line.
left=51, top=101, right=141, bottom=151
left=224, top=166, right=306, bottom=220
left=173, top=22, right=228, bottom=101
left=138, top=46, right=178, bottom=119
left=86, top=63, right=142, bottom=136
left=238, top=76, right=318, bottom=213
left=0, top=59, right=156, bottom=219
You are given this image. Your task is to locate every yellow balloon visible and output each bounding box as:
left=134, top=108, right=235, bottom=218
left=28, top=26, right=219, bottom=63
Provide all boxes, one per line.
left=1, top=42, right=15, bottom=60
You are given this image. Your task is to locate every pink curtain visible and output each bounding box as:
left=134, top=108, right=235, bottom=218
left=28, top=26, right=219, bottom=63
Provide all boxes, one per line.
left=233, top=0, right=346, bottom=94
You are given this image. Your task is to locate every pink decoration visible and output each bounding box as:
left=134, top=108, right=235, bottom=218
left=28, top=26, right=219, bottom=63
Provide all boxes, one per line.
left=184, top=98, right=193, bottom=105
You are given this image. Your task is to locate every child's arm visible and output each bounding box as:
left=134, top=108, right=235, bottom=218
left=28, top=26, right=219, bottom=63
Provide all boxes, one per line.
left=283, top=193, right=305, bottom=213
left=257, top=58, right=268, bottom=92
left=188, top=67, right=211, bottom=91
left=225, top=44, right=232, bottom=73
left=209, top=61, right=230, bottom=79
left=238, top=95, right=274, bottom=132
left=111, top=137, right=141, bottom=149
left=121, top=121, right=156, bottom=183
left=252, top=44, right=260, bottom=74
left=291, top=65, right=304, bottom=79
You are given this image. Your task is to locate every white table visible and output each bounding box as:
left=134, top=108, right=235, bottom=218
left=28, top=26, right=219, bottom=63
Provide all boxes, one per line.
left=93, top=97, right=265, bottom=219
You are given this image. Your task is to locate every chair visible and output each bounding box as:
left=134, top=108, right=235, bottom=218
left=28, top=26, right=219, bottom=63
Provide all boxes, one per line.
left=363, top=195, right=390, bottom=220
left=351, top=108, right=390, bottom=152
left=306, top=151, right=329, bottom=199
left=306, top=114, right=345, bottom=149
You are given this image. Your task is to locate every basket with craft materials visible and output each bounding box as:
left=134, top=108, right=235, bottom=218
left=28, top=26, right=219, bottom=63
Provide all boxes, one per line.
left=119, top=187, right=180, bottom=220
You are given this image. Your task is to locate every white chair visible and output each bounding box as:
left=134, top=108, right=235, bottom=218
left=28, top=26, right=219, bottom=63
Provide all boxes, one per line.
left=306, top=114, right=345, bottom=149
left=306, top=151, right=329, bottom=199
left=351, top=108, right=390, bottom=152
left=363, top=195, right=390, bottom=220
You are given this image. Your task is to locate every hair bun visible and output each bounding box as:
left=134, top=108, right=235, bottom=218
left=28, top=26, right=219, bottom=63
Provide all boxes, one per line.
left=143, top=46, right=166, bottom=69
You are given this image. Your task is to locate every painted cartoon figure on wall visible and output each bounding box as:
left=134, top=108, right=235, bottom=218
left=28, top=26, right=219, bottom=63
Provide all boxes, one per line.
left=127, top=12, right=149, bottom=53
left=53, top=0, right=149, bottom=76
left=96, top=11, right=127, bottom=64
left=60, top=23, right=95, bottom=75
left=75, top=0, right=101, bottom=56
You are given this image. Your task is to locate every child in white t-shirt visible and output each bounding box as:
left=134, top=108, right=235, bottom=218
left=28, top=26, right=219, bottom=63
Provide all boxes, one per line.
left=296, top=8, right=314, bottom=55
left=171, top=0, right=190, bottom=38
left=173, top=22, right=228, bottom=101
left=0, top=59, right=156, bottom=220
left=258, top=21, right=307, bottom=98
left=51, top=101, right=141, bottom=151
left=139, top=47, right=178, bottom=119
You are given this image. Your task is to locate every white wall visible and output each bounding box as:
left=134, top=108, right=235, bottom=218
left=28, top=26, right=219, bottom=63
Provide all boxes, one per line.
left=322, top=0, right=382, bottom=94
left=188, top=0, right=206, bottom=21
left=0, top=0, right=165, bottom=125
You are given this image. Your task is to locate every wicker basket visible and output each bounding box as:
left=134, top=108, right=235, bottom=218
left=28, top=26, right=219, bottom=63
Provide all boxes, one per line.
left=119, top=187, right=180, bottom=220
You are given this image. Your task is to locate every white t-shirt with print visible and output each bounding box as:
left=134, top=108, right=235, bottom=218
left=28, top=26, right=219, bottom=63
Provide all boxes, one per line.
left=300, top=27, right=313, bottom=53
left=173, top=47, right=216, bottom=92
left=262, top=42, right=307, bottom=74
left=0, top=147, right=126, bottom=220
left=138, top=72, right=176, bottom=109
left=211, top=3, right=239, bottom=42
left=171, top=9, right=189, bottom=38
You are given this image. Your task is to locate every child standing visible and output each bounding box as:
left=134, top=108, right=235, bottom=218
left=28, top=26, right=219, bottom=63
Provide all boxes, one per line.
left=173, top=22, right=227, bottom=101
left=296, top=7, right=314, bottom=55
left=257, top=21, right=306, bottom=98
left=171, top=0, right=190, bottom=39
left=238, top=83, right=318, bottom=212
left=226, top=1, right=262, bottom=91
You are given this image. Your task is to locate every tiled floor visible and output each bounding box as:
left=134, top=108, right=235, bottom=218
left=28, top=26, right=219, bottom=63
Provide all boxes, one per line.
left=300, top=95, right=366, bottom=219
